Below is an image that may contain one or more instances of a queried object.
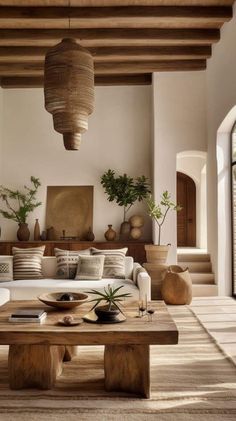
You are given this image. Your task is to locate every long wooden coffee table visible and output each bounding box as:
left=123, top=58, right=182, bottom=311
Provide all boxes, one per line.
left=0, top=300, right=178, bottom=398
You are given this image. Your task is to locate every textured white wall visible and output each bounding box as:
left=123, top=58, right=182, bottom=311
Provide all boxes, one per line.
left=206, top=3, right=236, bottom=287
left=0, top=86, right=152, bottom=241
left=153, top=71, right=207, bottom=263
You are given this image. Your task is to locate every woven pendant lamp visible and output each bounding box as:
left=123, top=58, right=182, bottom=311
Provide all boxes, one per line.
left=44, top=38, right=94, bottom=150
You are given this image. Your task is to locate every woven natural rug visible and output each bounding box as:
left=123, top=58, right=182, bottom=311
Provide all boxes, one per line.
left=0, top=306, right=236, bottom=421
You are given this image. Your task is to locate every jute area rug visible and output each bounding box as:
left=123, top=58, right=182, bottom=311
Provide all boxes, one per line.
left=0, top=306, right=236, bottom=421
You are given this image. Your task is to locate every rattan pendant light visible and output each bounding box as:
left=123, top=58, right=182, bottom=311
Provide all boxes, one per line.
left=44, top=38, right=94, bottom=150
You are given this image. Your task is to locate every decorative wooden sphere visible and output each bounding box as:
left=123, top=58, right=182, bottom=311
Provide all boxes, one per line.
left=129, top=215, right=144, bottom=228
left=44, top=38, right=94, bottom=151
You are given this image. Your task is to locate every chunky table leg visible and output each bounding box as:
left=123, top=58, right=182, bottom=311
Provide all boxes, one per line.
left=63, top=345, right=78, bottom=362
left=8, top=344, right=65, bottom=390
left=104, top=344, right=150, bottom=398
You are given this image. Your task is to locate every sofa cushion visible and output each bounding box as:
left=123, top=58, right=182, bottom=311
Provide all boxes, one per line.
left=0, top=256, right=13, bottom=282
left=0, top=278, right=139, bottom=301
left=0, top=288, right=10, bottom=306
left=12, top=246, right=45, bottom=280
left=91, top=247, right=128, bottom=279
left=75, top=255, right=105, bottom=280
left=54, top=248, right=91, bottom=279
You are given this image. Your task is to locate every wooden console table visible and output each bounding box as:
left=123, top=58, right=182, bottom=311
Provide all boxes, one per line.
left=0, top=240, right=150, bottom=265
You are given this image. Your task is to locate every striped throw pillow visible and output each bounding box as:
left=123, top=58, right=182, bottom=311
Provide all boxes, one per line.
left=75, top=255, right=105, bottom=280
left=54, top=248, right=91, bottom=279
left=91, top=248, right=128, bottom=279
left=12, top=246, right=45, bottom=280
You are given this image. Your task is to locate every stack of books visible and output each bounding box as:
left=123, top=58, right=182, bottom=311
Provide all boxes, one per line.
left=9, top=309, right=47, bottom=323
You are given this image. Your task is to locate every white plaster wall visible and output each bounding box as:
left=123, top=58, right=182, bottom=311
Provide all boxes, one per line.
left=206, top=3, right=236, bottom=288
left=177, top=153, right=207, bottom=249
left=153, top=71, right=207, bottom=263
left=0, top=86, right=152, bottom=241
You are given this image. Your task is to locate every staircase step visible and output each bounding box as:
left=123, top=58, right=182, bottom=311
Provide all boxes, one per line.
left=192, top=284, right=218, bottom=297
left=177, top=261, right=212, bottom=273
left=178, top=253, right=211, bottom=262
left=190, top=273, right=215, bottom=285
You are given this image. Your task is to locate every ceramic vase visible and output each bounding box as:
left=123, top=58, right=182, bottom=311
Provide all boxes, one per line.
left=104, top=225, right=116, bottom=241
left=119, top=221, right=131, bottom=240
left=86, top=227, right=95, bottom=241
left=34, top=219, right=40, bottom=241
left=17, top=223, right=30, bottom=241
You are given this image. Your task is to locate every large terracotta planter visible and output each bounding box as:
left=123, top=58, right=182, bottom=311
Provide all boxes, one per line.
left=17, top=223, right=30, bottom=241
left=145, top=244, right=169, bottom=264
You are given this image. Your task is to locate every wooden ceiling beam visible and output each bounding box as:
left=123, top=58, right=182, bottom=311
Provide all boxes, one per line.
left=0, top=28, right=220, bottom=46
left=0, top=6, right=232, bottom=29
left=0, top=59, right=206, bottom=76
left=0, top=1, right=233, bottom=6
left=0, top=74, right=152, bottom=88
left=0, top=45, right=212, bottom=62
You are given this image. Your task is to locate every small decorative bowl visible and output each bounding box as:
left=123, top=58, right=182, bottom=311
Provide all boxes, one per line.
left=38, top=292, right=88, bottom=309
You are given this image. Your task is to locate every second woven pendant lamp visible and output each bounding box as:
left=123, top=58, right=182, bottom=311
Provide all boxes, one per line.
left=44, top=38, right=94, bottom=151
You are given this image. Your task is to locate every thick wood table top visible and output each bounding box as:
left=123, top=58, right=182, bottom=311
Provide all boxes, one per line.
left=0, top=300, right=178, bottom=346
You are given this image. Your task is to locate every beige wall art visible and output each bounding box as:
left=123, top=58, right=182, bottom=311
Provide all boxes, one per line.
left=46, top=186, right=94, bottom=240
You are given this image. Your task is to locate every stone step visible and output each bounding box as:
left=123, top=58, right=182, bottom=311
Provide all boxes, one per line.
left=177, top=261, right=212, bottom=273
left=177, top=253, right=211, bottom=262
left=192, top=284, right=218, bottom=297
left=190, top=273, right=215, bottom=285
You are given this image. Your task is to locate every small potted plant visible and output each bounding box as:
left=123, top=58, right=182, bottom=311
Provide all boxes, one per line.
left=101, top=169, right=150, bottom=239
left=87, top=284, right=132, bottom=322
left=0, top=176, right=42, bottom=241
left=145, top=191, right=182, bottom=264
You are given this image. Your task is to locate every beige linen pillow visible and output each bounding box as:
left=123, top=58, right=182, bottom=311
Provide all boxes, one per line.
left=54, top=248, right=91, bottom=279
left=91, top=247, right=128, bottom=279
left=0, top=256, right=13, bottom=282
left=75, top=255, right=105, bottom=280
left=12, top=246, right=45, bottom=280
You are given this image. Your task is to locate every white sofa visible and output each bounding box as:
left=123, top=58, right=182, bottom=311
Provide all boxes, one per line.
left=0, top=256, right=151, bottom=304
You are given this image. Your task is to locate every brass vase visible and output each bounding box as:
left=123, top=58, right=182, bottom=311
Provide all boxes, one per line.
left=17, top=223, right=30, bottom=241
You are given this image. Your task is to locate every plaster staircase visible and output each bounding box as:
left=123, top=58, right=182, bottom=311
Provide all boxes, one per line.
left=177, top=249, right=218, bottom=297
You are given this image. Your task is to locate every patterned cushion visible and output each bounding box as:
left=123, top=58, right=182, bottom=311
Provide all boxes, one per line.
left=54, top=248, right=91, bottom=279
left=12, top=246, right=45, bottom=280
left=0, top=256, right=13, bottom=282
left=91, top=248, right=128, bottom=279
left=75, top=255, right=105, bottom=280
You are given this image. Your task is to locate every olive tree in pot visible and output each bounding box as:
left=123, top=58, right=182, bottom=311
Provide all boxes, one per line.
left=87, top=284, right=132, bottom=322
left=0, top=176, right=42, bottom=241
left=145, top=191, right=182, bottom=264
left=101, top=169, right=150, bottom=240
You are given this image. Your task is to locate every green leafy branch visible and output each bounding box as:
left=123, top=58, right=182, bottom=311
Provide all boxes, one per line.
left=0, top=176, right=42, bottom=224
left=101, top=169, right=150, bottom=221
left=146, top=191, right=182, bottom=246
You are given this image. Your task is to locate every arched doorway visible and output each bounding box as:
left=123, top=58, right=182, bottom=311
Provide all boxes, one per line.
left=177, top=172, right=196, bottom=247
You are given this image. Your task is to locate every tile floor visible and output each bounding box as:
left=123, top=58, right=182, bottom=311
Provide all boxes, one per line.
left=190, top=296, right=236, bottom=364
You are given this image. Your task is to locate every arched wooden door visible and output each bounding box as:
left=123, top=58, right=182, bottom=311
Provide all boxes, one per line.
left=177, top=172, right=196, bottom=247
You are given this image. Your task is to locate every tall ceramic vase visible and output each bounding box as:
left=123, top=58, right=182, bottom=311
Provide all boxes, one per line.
left=34, top=219, right=40, bottom=241
left=17, top=223, right=30, bottom=241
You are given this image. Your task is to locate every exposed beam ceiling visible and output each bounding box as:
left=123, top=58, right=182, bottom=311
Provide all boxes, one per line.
left=0, top=0, right=233, bottom=88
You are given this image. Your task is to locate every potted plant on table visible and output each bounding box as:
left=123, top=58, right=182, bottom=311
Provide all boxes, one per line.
left=87, top=284, right=132, bottom=322
left=0, top=176, right=42, bottom=241
left=101, top=169, right=150, bottom=240
left=145, top=191, right=182, bottom=264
